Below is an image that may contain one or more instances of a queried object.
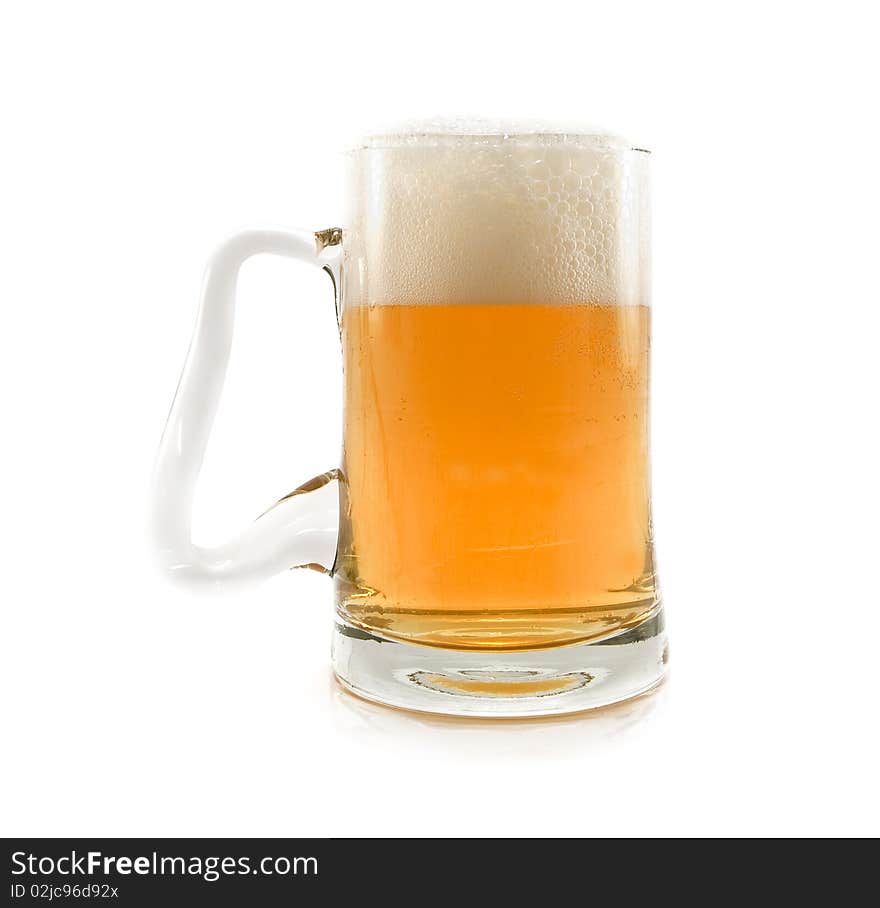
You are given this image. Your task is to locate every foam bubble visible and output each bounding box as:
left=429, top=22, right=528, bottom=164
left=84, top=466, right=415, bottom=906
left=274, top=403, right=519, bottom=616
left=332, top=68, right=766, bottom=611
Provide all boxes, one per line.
left=345, top=119, right=650, bottom=307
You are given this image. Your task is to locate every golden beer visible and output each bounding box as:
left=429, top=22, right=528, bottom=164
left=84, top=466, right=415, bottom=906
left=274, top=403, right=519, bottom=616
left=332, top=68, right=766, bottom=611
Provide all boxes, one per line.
left=156, top=120, right=666, bottom=715
left=324, top=122, right=665, bottom=714
left=336, top=301, right=656, bottom=650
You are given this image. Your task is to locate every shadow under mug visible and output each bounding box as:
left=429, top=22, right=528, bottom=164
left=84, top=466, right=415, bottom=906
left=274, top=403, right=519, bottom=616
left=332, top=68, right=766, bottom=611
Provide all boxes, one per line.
left=152, top=122, right=668, bottom=717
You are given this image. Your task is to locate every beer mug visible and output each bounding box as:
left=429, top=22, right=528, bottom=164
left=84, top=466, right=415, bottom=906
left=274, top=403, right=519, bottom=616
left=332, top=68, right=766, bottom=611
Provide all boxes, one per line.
left=152, top=120, right=668, bottom=717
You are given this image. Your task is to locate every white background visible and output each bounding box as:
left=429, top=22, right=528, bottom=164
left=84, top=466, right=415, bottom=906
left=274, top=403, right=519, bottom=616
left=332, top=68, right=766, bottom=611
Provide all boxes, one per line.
left=2, top=0, right=878, bottom=837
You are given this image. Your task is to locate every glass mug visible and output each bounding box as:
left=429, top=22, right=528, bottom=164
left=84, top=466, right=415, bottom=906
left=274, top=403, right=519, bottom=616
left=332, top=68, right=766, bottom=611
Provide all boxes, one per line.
left=152, top=121, right=668, bottom=717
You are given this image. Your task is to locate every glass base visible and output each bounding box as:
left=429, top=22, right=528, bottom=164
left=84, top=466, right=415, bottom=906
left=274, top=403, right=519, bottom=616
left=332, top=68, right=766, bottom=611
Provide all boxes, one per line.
left=331, top=608, right=668, bottom=718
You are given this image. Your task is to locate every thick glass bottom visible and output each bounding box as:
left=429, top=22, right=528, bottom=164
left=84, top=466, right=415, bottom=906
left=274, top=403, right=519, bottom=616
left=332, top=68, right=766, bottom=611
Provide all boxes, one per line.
left=331, top=607, right=668, bottom=718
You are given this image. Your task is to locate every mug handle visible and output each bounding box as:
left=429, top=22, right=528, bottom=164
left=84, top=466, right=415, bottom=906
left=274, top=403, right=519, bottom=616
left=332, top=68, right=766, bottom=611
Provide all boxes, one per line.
left=151, top=228, right=342, bottom=586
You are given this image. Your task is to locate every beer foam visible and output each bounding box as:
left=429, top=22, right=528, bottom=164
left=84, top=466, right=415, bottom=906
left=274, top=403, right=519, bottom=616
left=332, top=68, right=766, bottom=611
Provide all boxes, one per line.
left=355, top=116, right=634, bottom=147
left=345, top=118, right=650, bottom=307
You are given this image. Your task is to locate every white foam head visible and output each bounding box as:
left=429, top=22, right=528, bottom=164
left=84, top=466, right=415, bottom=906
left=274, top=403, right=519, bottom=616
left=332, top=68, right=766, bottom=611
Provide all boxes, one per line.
left=345, top=118, right=650, bottom=306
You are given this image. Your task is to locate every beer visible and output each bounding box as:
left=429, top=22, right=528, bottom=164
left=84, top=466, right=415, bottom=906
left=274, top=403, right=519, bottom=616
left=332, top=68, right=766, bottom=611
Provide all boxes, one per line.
left=156, top=119, right=666, bottom=714
left=335, top=301, right=657, bottom=650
